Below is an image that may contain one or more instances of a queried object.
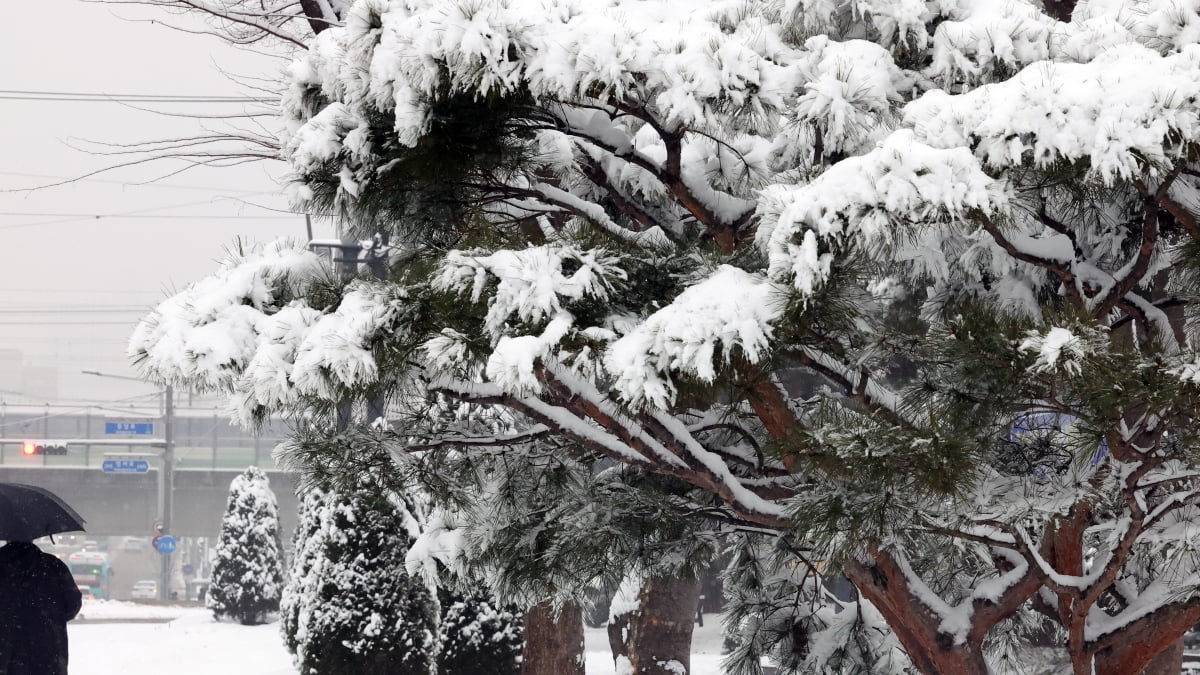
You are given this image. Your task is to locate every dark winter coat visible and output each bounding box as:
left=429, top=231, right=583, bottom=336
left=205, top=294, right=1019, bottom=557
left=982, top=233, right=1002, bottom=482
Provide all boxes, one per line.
left=0, top=542, right=82, bottom=675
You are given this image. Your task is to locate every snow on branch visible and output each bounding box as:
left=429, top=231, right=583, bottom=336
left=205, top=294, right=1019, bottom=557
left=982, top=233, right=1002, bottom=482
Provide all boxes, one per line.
left=907, top=43, right=1200, bottom=183
left=606, top=265, right=786, bottom=409
left=757, top=130, right=1006, bottom=296
left=434, top=244, right=624, bottom=339
left=129, top=240, right=326, bottom=391
left=282, top=0, right=800, bottom=151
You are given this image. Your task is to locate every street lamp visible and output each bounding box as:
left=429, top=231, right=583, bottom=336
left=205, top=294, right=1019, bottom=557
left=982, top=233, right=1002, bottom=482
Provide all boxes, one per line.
left=82, top=370, right=174, bottom=602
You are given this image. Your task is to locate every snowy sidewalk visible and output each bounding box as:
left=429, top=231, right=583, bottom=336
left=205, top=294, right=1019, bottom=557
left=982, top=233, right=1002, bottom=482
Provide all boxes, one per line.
left=70, top=609, right=296, bottom=675
left=69, top=604, right=730, bottom=675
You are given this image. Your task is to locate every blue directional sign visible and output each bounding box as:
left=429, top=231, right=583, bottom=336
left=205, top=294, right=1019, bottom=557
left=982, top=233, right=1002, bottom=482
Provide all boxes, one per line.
left=105, top=421, right=155, bottom=435
left=101, top=459, right=150, bottom=474
left=155, top=535, right=178, bottom=555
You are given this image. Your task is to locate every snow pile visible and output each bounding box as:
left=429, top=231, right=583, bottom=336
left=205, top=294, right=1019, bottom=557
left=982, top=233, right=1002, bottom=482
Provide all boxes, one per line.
left=74, top=601, right=187, bottom=622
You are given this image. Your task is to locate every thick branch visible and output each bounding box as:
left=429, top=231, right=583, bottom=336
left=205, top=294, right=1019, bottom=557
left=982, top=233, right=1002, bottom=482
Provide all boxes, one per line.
left=977, top=215, right=1084, bottom=309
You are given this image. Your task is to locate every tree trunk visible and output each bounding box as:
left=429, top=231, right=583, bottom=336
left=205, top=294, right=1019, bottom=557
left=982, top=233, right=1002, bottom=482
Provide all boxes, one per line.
left=608, top=574, right=702, bottom=675
left=1138, top=637, right=1184, bottom=675
left=608, top=573, right=639, bottom=666
left=522, top=600, right=584, bottom=675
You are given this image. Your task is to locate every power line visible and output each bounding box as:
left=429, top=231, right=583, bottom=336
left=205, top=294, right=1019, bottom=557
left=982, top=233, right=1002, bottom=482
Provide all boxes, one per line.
left=0, top=321, right=143, bottom=326
left=0, top=88, right=274, bottom=100
left=0, top=188, right=297, bottom=231
left=0, top=308, right=149, bottom=314
left=0, top=288, right=165, bottom=295
left=0, top=170, right=273, bottom=193
left=0, top=211, right=298, bottom=219
left=0, top=89, right=274, bottom=104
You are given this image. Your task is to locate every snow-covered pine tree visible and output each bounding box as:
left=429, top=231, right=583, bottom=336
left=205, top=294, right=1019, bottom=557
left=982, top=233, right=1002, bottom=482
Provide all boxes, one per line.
left=437, top=588, right=523, bottom=675
left=208, top=466, right=283, bottom=625
left=132, top=0, right=1200, bottom=673
left=297, top=476, right=437, bottom=675
left=280, top=486, right=326, bottom=662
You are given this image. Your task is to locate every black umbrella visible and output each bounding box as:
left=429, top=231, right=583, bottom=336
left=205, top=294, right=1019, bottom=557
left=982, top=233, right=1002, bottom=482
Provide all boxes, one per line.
left=0, top=483, right=86, bottom=542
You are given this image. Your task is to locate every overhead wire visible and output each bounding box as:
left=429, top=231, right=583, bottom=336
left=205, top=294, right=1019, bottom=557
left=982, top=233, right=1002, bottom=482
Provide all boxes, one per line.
left=0, top=89, right=275, bottom=104
left=0, top=212, right=297, bottom=219
left=0, top=188, right=298, bottom=231
left=0, top=392, right=165, bottom=432
left=0, top=170, right=276, bottom=193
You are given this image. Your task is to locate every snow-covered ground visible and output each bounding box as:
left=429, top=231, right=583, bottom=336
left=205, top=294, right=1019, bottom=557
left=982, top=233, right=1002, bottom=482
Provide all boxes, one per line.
left=69, top=603, right=729, bottom=675
left=75, top=600, right=199, bottom=622
left=584, top=613, right=727, bottom=675
left=70, top=608, right=295, bottom=675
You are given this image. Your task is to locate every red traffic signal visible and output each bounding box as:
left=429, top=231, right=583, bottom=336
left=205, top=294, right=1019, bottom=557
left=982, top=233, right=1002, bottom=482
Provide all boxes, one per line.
left=20, top=442, right=68, bottom=456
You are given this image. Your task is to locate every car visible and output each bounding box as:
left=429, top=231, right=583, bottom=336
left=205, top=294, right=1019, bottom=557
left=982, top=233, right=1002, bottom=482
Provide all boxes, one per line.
left=131, top=579, right=158, bottom=601
left=81, top=539, right=101, bottom=551
left=122, top=537, right=148, bottom=553
left=77, top=586, right=95, bottom=601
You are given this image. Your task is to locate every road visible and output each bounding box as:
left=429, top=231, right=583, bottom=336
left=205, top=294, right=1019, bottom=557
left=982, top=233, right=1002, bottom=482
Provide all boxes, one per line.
left=107, top=539, right=161, bottom=600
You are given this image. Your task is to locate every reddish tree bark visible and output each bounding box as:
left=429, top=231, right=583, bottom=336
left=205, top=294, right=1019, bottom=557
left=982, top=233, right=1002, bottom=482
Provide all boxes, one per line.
left=523, top=600, right=584, bottom=675
left=844, top=557, right=990, bottom=675
left=1136, top=638, right=1184, bottom=675
left=608, top=575, right=702, bottom=675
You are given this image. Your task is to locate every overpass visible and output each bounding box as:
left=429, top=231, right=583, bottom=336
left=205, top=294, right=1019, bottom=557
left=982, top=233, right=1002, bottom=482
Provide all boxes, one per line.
left=0, top=466, right=300, bottom=540
left=0, top=404, right=298, bottom=540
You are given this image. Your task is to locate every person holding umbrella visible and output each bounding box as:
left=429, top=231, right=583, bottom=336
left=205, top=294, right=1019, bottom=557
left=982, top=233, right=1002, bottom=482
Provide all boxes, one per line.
left=0, top=483, right=86, bottom=675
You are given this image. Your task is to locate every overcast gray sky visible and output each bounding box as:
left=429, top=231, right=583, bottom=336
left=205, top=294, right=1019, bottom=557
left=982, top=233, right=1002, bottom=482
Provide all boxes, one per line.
left=0, top=0, right=332, bottom=405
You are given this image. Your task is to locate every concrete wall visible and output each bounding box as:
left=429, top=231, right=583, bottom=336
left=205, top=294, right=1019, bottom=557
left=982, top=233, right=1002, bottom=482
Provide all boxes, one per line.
left=0, top=467, right=299, bottom=540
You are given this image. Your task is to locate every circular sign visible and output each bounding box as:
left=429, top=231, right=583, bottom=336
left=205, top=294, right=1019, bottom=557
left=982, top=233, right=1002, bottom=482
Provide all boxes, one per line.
left=182, top=564, right=195, bottom=576
left=154, top=535, right=178, bottom=555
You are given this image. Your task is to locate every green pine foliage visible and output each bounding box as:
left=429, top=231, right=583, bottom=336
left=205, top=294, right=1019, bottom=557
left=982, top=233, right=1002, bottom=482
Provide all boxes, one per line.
left=207, top=466, right=284, bottom=625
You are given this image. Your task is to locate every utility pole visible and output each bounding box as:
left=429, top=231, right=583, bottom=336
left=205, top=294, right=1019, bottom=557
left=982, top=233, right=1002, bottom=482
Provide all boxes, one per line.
left=81, top=370, right=177, bottom=601
left=160, top=384, right=174, bottom=601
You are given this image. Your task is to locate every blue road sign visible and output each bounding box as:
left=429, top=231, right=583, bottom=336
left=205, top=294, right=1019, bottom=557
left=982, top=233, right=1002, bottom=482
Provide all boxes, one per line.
left=155, top=535, right=178, bottom=555
left=105, top=421, right=155, bottom=435
left=101, top=459, right=150, bottom=473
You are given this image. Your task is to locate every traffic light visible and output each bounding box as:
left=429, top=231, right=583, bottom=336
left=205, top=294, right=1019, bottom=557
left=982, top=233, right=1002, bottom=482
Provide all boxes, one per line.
left=21, top=442, right=67, bottom=456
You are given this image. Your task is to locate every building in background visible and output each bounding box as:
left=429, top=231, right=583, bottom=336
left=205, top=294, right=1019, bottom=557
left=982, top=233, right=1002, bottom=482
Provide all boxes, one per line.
left=0, top=349, right=58, bottom=403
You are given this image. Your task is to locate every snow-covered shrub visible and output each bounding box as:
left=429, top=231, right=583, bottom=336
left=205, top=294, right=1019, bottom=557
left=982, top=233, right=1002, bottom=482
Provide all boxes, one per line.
left=297, top=478, right=437, bottom=675
left=208, top=466, right=284, bottom=625
left=280, top=486, right=326, bottom=661
left=437, top=588, right=523, bottom=675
